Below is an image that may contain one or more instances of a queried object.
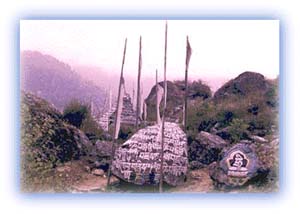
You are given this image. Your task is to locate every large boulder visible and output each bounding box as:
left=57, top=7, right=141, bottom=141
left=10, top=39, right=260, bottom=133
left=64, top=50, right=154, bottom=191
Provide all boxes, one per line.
left=214, top=71, right=271, bottom=100
left=188, top=131, right=230, bottom=169
left=85, top=140, right=113, bottom=171
left=196, top=131, right=228, bottom=149
left=145, top=80, right=211, bottom=122
left=111, top=122, right=188, bottom=186
left=209, top=143, right=259, bottom=187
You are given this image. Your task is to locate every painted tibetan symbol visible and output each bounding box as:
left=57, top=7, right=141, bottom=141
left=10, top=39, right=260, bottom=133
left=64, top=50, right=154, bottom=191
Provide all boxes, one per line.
left=226, top=150, right=250, bottom=177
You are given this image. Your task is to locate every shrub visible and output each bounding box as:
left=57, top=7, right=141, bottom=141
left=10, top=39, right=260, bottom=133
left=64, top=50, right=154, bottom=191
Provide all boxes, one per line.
left=81, top=113, right=104, bottom=141
left=227, top=118, right=249, bottom=143
left=118, top=125, right=135, bottom=141
left=63, top=100, right=104, bottom=141
left=63, top=100, right=88, bottom=128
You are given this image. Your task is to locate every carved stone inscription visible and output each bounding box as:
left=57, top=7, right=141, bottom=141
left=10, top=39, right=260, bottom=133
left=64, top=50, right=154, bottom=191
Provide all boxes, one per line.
left=111, top=122, right=188, bottom=186
left=226, top=150, right=250, bottom=177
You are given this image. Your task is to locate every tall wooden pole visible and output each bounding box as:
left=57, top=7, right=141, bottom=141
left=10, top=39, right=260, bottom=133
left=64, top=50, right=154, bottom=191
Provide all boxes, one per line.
left=136, top=36, right=142, bottom=129
left=184, top=36, right=192, bottom=132
left=159, top=22, right=168, bottom=193
left=106, top=38, right=127, bottom=190
left=132, top=82, right=135, bottom=111
left=156, top=69, right=160, bottom=124
left=184, top=36, right=188, bottom=131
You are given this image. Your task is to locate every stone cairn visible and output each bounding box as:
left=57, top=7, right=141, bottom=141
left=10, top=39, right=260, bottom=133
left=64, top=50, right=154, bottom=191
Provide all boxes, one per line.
left=98, top=93, right=136, bottom=131
left=98, top=105, right=116, bottom=132
left=111, top=122, right=188, bottom=186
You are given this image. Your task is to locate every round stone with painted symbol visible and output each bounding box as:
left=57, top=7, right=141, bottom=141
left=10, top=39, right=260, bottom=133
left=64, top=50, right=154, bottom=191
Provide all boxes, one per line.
left=209, top=143, right=259, bottom=187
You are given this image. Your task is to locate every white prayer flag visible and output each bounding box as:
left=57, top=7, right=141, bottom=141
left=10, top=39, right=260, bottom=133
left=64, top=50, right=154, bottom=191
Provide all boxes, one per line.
left=114, top=76, right=125, bottom=139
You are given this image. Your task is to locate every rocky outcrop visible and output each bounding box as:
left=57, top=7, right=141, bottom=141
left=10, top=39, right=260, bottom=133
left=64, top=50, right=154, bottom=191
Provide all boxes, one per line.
left=21, top=92, right=92, bottom=164
left=145, top=80, right=211, bottom=122
left=214, top=71, right=271, bottom=100
left=196, top=131, right=228, bottom=149
left=188, top=131, right=230, bottom=169
left=21, top=92, right=95, bottom=190
left=84, top=140, right=113, bottom=171
left=111, top=122, right=188, bottom=186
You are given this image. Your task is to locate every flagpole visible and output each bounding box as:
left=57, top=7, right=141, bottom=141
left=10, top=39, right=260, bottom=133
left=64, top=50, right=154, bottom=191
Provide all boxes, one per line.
left=159, top=21, right=168, bottom=193
left=136, top=36, right=142, bottom=129
left=184, top=36, right=189, bottom=131
left=132, top=82, right=135, bottom=110
left=184, top=36, right=192, bottom=132
left=106, top=38, right=127, bottom=190
left=156, top=69, right=160, bottom=124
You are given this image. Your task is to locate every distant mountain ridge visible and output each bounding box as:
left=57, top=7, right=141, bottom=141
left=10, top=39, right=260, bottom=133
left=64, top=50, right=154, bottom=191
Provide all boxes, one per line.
left=21, top=51, right=105, bottom=113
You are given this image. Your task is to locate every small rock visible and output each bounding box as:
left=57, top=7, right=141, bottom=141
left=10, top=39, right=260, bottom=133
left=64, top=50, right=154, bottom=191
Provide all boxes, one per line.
left=84, top=166, right=91, bottom=173
left=92, top=169, right=104, bottom=176
left=251, top=135, right=268, bottom=143
left=240, top=140, right=253, bottom=144
left=190, top=170, right=204, bottom=180
left=109, top=176, right=120, bottom=186
left=270, top=138, right=279, bottom=147
left=56, top=165, right=71, bottom=173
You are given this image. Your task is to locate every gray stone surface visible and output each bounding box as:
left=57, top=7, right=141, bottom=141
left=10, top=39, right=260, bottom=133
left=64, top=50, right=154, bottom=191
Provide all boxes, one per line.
left=188, top=131, right=230, bottom=168
left=111, top=122, right=188, bottom=186
left=196, top=131, right=228, bottom=149
left=209, top=143, right=259, bottom=187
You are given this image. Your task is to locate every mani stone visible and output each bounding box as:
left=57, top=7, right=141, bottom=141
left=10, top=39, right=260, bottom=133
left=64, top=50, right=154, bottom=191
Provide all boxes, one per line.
left=209, top=143, right=259, bottom=187
left=111, top=122, right=188, bottom=186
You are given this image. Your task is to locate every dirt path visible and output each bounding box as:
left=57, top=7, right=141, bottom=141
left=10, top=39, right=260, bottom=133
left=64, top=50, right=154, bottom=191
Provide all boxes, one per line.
left=168, top=168, right=214, bottom=193
left=32, top=159, right=214, bottom=193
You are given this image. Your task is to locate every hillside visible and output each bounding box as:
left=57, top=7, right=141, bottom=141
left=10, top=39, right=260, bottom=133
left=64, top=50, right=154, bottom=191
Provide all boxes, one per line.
left=187, top=71, right=278, bottom=138
left=20, top=70, right=279, bottom=193
left=21, top=51, right=105, bottom=113
left=20, top=92, right=93, bottom=191
left=214, top=71, right=274, bottom=100
left=185, top=71, right=279, bottom=191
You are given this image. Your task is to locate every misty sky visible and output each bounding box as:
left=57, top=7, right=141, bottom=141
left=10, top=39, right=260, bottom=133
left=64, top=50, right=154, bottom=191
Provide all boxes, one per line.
left=20, top=20, right=279, bottom=83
